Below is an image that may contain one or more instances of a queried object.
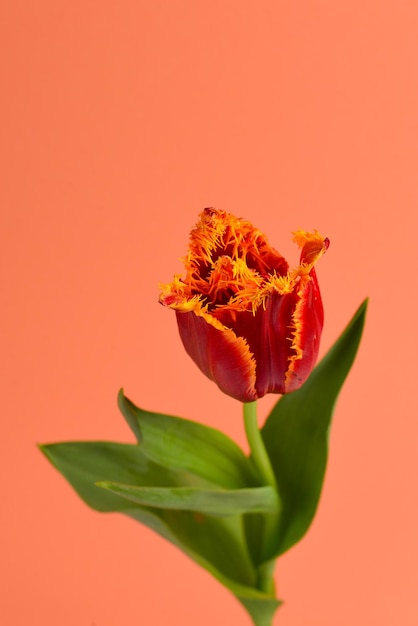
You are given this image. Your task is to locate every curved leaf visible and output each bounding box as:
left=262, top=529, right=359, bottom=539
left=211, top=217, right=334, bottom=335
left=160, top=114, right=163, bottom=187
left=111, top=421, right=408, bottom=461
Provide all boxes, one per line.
left=40, top=441, right=180, bottom=511
left=261, top=299, right=368, bottom=557
left=40, top=440, right=280, bottom=625
left=118, top=390, right=257, bottom=489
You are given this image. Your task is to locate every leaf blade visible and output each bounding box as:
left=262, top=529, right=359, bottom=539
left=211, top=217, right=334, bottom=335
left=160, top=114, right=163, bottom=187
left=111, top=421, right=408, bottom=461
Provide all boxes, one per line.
left=40, top=440, right=180, bottom=511
left=118, top=390, right=257, bottom=489
left=40, top=440, right=281, bottom=623
left=261, top=299, right=368, bottom=556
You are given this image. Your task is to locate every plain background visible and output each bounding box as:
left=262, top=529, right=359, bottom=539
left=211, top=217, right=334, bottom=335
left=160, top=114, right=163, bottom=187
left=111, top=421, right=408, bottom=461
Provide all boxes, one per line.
left=1, top=1, right=417, bottom=625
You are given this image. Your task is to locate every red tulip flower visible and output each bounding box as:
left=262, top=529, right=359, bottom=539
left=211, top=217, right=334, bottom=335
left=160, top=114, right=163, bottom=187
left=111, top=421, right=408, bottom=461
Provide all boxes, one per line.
left=160, top=208, right=329, bottom=402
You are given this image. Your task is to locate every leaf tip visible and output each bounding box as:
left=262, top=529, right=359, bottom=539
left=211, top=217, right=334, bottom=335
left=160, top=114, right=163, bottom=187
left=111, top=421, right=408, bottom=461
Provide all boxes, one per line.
left=38, top=443, right=53, bottom=461
left=117, top=390, right=143, bottom=443
left=358, top=296, right=369, bottom=315
left=349, top=297, right=369, bottom=335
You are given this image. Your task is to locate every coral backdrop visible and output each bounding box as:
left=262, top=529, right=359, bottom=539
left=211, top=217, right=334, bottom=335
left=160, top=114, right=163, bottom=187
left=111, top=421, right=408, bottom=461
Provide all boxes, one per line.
left=1, top=2, right=417, bottom=625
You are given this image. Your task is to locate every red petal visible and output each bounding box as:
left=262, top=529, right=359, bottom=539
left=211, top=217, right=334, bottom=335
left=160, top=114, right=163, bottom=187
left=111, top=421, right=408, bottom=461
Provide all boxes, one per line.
left=297, top=232, right=330, bottom=266
left=252, top=292, right=296, bottom=397
left=175, top=310, right=258, bottom=402
left=212, top=274, right=324, bottom=397
left=211, top=295, right=295, bottom=397
left=284, top=269, right=324, bottom=392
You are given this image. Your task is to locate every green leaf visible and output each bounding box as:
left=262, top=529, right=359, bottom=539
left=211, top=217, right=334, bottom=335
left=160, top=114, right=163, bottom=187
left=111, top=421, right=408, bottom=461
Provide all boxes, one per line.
left=261, top=299, right=368, bottom=557
left=96, top=482, right=279, bottom=517
left=118, top=390, right=257, bottom=489
left=40, top=440, right=280, bottom=625
left=40, top=441, right=183, bottom=511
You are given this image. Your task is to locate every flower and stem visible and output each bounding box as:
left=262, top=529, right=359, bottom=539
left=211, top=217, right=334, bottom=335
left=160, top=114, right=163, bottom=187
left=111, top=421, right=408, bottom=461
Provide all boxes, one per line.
left=41, top=208, right=366, bottom=626
left=159, top=208, right=330, bottom=596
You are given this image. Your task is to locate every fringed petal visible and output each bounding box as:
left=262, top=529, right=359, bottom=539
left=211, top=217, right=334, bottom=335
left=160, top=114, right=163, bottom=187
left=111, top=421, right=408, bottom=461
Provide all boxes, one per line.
left=284, top=269, right=324, bottom=392
left=175, top=309, right=258, bottom=403
left=293, top=230, right=330, bottom=269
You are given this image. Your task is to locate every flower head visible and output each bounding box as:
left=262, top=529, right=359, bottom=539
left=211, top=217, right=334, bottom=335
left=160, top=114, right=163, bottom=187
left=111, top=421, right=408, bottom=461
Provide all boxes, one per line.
left=160, top=208, right=329, bottom=402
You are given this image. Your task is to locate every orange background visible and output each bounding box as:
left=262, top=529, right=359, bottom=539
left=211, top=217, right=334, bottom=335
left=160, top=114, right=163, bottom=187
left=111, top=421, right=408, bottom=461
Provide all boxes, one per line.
left=1, top=2, right=417, bottom=625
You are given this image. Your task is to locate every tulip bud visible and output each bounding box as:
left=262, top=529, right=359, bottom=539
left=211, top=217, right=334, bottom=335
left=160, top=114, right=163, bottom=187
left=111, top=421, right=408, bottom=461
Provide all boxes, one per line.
left=160, top=208, right=329, bottom=402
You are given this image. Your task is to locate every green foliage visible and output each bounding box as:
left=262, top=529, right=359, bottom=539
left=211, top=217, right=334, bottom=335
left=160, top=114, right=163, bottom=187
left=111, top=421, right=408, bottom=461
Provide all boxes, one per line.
left=40, top=300, right=367, bottom=626
left=40, top=440, right=280, bottom=626
left=261, top=299, right=368, bottom=557
left=117, top=392, right=258, bottom=489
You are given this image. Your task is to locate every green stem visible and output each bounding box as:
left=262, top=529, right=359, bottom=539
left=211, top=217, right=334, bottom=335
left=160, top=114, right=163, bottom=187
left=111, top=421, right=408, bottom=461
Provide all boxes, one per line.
left=243, top=401, right=277, bottom=490
left=243, top=401, right=281, bottom=595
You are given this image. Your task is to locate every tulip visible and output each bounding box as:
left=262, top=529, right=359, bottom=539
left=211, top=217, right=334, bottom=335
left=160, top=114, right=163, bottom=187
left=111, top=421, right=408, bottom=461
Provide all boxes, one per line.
left=160, top=208, right=329, bottom=402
